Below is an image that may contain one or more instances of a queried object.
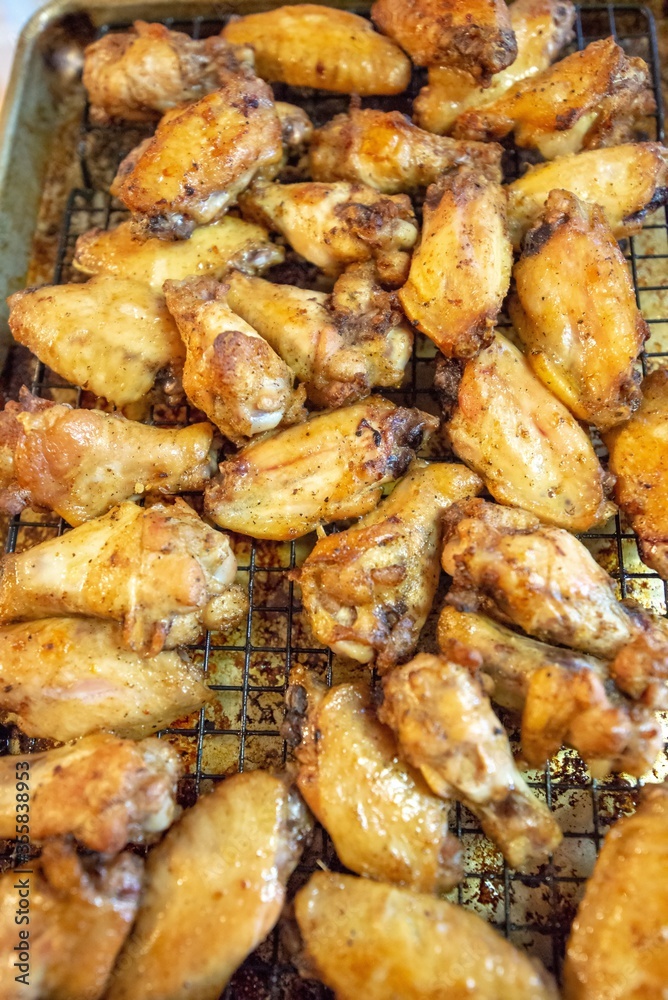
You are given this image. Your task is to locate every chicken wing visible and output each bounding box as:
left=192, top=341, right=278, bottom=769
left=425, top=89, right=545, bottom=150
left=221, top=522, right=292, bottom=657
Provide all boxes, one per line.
left=509, top=190, right=646, bottom=429
left=453, top=38, right=654, bottom=158
left=0, top=500, right=247, bottom=653
left=506, top=141, right=668, bottom=248
left=438, top=332, right=614, bottom=529
left=563, top=781, right=668, bottom=1000
left=82, top=20, right=254, bottom=124
left=437, top=606, right=663, bottom=776
left=414, top=0, right=575, bottom=135
left=163, top=277, right=306, bottom=444
left=0, top=389, right=215, bottom=525
left=0, top=842, right=143, bottom=1000
left=296, top=461, right=483, bottom=670
left=603, top=369, right=668, bottom=578
left=380, top=652, right=562, bottom=868
left=371, top=0, right=517, bottom=79
left=106, top=770, right=312, bottom=1000
left=398, top=169, right=512, bottom=357
left=224, top=264, right=412, bottom=409
left=0, top=618, right=208, bottom=742
left=72, top=217, right=284, bottom=293
left=238, top=180, right=418, bottom=286
left=309, top=107, right=502, bottom=193
left=0, top=734, right=181, bottom=853
left=110, top=74, right=282, bottom=240
left=293, top=872, right=559, bottom=999
left=204, top=397, right=438, bottom=540
left=222, top=5, right=410, bottom=95
left=7, top=276, right=184, bottom=409
left=284, top=667, right=462, bottom=893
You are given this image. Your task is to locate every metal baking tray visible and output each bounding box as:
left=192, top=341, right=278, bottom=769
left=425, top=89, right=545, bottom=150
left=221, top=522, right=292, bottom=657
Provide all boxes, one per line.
left=0, top=3, right=667, bottom=996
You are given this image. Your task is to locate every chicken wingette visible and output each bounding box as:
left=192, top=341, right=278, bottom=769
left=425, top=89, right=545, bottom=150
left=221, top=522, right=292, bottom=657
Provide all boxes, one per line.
left=296, top=461, right=483, bottom=670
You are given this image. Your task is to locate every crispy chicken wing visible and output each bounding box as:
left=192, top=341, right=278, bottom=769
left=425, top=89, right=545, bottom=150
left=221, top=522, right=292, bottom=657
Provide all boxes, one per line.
left=509, top=190, right=647, bottom=429
left=603, top=369, right=668, bottom=578
left=414, top=0, right=575, bottom=135
left=453, top=38, right=654, bottom=158
left=380, top=652, right=562, bottom=868
left=0, top=842, right=143, bottom=1000
left=106, top=770, right=312, bottom=1000
left=110, top=75, right=282, bottom=240
left=371, top=0, right=517, bottom=79
left=506, top=141, right=668, bottom=248
left=563, top=781, right=668, bottom=1000
left=224, top=264, right=412, bottom=408
left=284, top=667, right=462, bottom=893
left=0, top=618, right=208, bottom=742
left=222, top=5, right=410, bottom=95
left=0, top=389, right=215, bottom=525
left=438, top=332, right=614, bottom=529
left=0, top=500, right=246, bottom=653
left=7, top=276, right=184, bottom=409
left=309, top=107, right=502, bottom=193
left=204, top=397, right=438, bottom=540
left=437, top=606, right=663, bottom=776
left=0, top=734, right=181, bottom=853
left=293, top=872, right=559, bottom=999
left=238, top=180, right=418, bottom=286
left=398, top=169, right=511, bottom=357
left=163, top=276, right=306, bottom=444
left=296, top=461, right=483, bottom=670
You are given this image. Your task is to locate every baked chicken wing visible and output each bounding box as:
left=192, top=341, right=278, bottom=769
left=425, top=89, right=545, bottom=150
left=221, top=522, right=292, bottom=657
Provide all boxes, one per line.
left=0, top=734, right=181, bottom=853
left=296, top=461, right=483, bottom=670
left=284, top=668, right=462, bottom=893
left=106, top=770, right=312, bottom=1000
left=222, top=5, right=411, bottom=95
left=163, top=276, right=306, bottom=444
left=398, top=169, right=512, bottom=357
left=293, top=872, right=559, bottom=999
left=7, top=276, right=184, bottom=409
left=0, top=618, right=208, bottom=742
left=453, top=37, right=654, bottom=158
left=205, top=397, right=438, bottom=540
left=414, top=0, right=575, bottom=135
left=438, top=332, right=614, bottom=529
left=0, top=500, right=247, bottom=653
left=238, top=180, right=418, bottom=286
left=110, top=74, right=282, bottom=240
left=509, top=190, right=647, bottom=429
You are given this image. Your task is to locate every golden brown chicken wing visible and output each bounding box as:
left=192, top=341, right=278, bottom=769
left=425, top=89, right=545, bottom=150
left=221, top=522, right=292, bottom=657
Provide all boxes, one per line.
left=414, top=0, right=575, bottom=135
left=380, top=652, right=562, bottom=868
left=398, top=169, right=512, bottom=357
left=294, top=872, right=559, bottom=999
left=509, top=190, right=647, bottom=429
left=106, top=770, right=312, bottom=1000
left=111, top=74, right=282, bottom=240
left=563, top=781, right=668, bottom=1000
left=0, top=618, right=208, bottom=742
left=163, top=276, right=306, bottom=445
left=0, top=500, right=246, bottom=653
left=438, top=332, right=614, bottom=529
left=453, top=38, right=655, bottom=158
left=296, top=461, right=483, bottom=670
left=205, top=397, right=438, bottom=540
left=238, top=180, right=418, bottom=286
left=309, top=107, right=502, bottom=193
left=7, top=276, right=185, bottom=409
left=222, top=5, right=411, bottom=95
left=284, top=667, right=462, bottom=893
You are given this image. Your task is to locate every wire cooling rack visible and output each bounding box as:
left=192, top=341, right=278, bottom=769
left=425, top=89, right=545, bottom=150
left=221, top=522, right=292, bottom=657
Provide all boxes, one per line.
left=1, top=5, right=667, bottom=996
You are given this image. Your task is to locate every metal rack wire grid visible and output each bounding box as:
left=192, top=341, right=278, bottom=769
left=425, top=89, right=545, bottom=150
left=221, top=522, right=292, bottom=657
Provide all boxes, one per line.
left=0, top=4, right=667, bottom=997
